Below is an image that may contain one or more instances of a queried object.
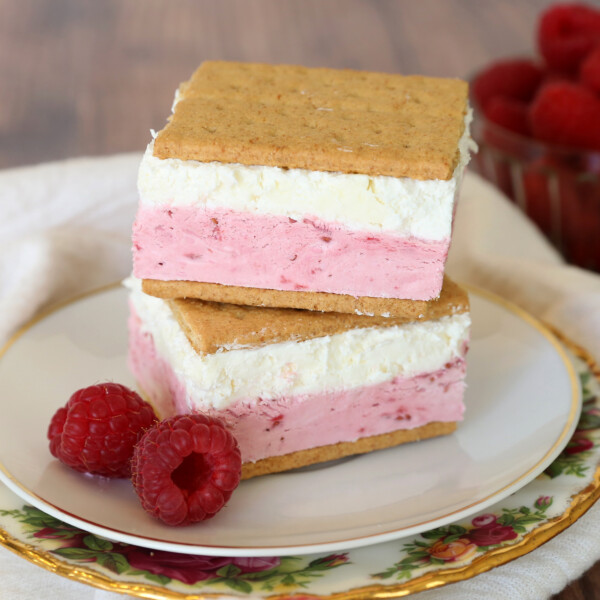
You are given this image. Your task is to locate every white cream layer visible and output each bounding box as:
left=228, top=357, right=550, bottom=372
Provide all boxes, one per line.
left=126, top=278, right=471, bottom=410
left=138, top=112, right=474, bottom=241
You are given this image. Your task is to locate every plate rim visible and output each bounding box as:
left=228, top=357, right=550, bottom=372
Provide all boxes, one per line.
left=0, top=282, right=582, bottom=557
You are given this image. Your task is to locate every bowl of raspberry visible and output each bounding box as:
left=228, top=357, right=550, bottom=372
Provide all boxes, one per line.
left=470, top=2, right=600, bottom=272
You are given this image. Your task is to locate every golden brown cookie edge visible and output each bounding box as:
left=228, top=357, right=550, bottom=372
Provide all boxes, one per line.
left=142, top=278, right=431, bottom=318
left=240, top=421, right=457, bottom=479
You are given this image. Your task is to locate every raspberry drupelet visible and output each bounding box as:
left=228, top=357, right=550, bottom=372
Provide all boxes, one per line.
left=131, top=413, right=242, bottom=526
left=48, top=383, right=157, bottom=478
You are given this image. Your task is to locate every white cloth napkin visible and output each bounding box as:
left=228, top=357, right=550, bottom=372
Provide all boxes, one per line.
left=1, top=155, right=600, bottom=600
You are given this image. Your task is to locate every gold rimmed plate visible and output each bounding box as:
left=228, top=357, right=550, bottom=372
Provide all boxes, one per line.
left=0, top=284, right=581, bottom=558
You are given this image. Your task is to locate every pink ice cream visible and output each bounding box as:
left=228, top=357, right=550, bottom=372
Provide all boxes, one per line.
left=128, top=310, right=465, bottom=463
left=132, top=206, right=449, bottom=301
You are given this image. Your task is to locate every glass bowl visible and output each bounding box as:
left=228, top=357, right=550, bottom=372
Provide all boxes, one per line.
left=470, top=99, right=600, bottom=272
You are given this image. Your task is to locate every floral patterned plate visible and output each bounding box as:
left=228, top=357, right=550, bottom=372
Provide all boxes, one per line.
left=0, top=334, right=597, bottom=598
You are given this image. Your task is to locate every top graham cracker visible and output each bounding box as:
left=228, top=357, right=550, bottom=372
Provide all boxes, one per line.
left=153, top=61, right=469, bottom=180
left=168, top=278, right=469, bottom=356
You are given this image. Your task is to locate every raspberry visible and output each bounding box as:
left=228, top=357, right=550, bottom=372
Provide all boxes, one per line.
left=538, top=3, right=600, bottom=73
left=48, top=383, right=157, bottom=478
left=529, top=81, right=600, bottom=151
left=484, top=97, right=531, bottom=136
left=131, top=414, right=241, bottom=526
left=580, top=46, right=600, bottom=93
left=472, top=59, right=545, bottom=111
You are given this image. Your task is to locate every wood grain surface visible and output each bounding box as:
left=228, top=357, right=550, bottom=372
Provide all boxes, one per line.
left=1, top=0, right=599, bottom=598
left=0, top=0, right=555, bottom=169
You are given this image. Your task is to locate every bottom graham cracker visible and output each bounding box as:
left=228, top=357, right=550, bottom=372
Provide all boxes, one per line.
left=240, top=421, right=457, bottom=479
left=139, top=389, right=458, bottom=481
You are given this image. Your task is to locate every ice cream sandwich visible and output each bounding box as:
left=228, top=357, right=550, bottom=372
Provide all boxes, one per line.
left=133, top=61, right=474, bottom=315
left=126, top=277, right=470, bottom=479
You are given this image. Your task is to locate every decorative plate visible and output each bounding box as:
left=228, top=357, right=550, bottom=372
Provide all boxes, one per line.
left=0, top=284, right=597, bottom=598
left=0, top=285, right=579, bottom=556
left=0, top=339, right=597, bottom=598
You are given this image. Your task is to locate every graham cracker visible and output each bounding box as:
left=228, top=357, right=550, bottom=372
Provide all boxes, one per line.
left=166, top=278, right=469, bottom=355
left=142, top=278, right=438, bottom=318
left=240, top=421, right=456, bottom=479
left=153, top=61, right=469, bottom=180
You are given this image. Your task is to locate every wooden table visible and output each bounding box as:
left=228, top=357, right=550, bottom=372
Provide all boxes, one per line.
left=0, top=1, right=598, bottom=597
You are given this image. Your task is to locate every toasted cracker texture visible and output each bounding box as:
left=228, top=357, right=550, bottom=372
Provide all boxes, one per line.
left=165, top=278, right=469, bottom=355
left=153, top=61, right=468, bottom=180
left=142, top=278, right=431, bottom=318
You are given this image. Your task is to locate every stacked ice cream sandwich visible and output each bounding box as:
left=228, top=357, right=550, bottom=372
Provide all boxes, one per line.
left=128, top=61, right=474, bottom=479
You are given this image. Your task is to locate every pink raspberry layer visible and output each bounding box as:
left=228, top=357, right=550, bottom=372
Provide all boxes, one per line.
left=128, top=310, right=466, bottom=463
left=132, top=206, right=449, bottom=300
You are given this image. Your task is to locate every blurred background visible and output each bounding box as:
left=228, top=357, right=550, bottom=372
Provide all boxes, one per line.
left=0, top=0, right=558, bottom=168
left=5, top=0, right=599, bottom=272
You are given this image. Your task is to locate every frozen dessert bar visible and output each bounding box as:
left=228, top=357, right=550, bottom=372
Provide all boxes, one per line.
left=126, top=277, right=471, bottom=479
left=133, top=61, right=473, bottom=314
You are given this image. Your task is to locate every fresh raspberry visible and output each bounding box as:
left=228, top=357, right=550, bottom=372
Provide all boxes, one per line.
left=472, top=59, right=545, bottom=111
left=131, top=414, right=241, bottom=526
left=529, top=81, right=600, bottom=151
left=48, top=383, right=157, bottom=478
left=484, top=97, right=531, bottom=136
left=538, top=3, right=600, bottom=73
left=580, top=46, right=600, bottom=93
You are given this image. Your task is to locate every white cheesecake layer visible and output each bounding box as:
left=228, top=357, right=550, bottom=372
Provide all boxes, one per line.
left=137, top=112, right=474, bottom=241
left=126, top=278, right=471, bottom=410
